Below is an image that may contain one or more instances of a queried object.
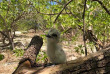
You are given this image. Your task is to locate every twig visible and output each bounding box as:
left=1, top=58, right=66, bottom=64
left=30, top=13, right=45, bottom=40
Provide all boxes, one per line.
left=54, top=0, right=73, bottom=23
left=0, top=31, right=9, bottom=39
left=37, top=12, right=72, bottom=15
left=0, top=15, right=7, bottom=27
left=0, top=42, right=10, bottom=47
left=83, top=0, right=87, bottom=56
left=10, top=12, right=27, bottom=26
left=92, top=0, right=110, bottom=15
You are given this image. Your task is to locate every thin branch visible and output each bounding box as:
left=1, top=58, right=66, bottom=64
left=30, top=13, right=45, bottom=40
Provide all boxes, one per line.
left=54, top=0, right=73, bottom=23
left=66, top=7, right=76, bottom=17
left=50, top=1, right=79, bottom=20
left=92, top=0, right=110, bottom=15
left=37, top=12, right=72, bottom=15
left=0, top=31, right=9, bottom=39
left=83, top=0, right=87, bottom=56
left=10, top=12, right=27, bottom=26
left=0, top=42, right=10, bottom=47
left=0, top=31, right=11, bottom=47
left=0, top=15, right=7, bottom=26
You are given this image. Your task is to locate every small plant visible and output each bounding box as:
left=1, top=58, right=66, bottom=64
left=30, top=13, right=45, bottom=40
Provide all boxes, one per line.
left=40, top=34, right=46, bottom=40
left=36, top=50, right=48, bottom=63
left=74, top=45, right=84, bottom=54
left=13, top=48, right=47, bottom=63
left=0, top=54, right=4, bottom=61
left=72, top=36, right=77, bottom=42
left=13, top=48, right=24, bottom=57
left=87, top=42, right=95, bottom=53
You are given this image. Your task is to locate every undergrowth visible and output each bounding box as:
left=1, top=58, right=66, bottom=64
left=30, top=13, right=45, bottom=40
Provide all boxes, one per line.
left=13, top=48, right=47, bottom=63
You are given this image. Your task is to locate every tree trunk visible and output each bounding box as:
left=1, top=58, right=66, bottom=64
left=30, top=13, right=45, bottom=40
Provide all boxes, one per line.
left=0, top=30, right=14, bottom=48
left=12, top=45, right=110, bottom=74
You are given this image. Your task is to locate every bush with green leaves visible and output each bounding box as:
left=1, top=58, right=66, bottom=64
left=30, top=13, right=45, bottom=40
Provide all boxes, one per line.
left=13, top=48, right=47, bottom=63
left=13, top=48, right=24, bottom=57
left=36, top=50, right=48, bottom=63
left=74, top=45, right=84, bottom=54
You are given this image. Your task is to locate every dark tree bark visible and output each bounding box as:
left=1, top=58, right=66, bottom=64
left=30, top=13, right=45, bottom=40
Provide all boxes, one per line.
left=12, top=35, right=43, bottom=74
left=13, top=46, right=110, bottom=74
left=34, top=47, right=110, bottom=74
left=0, top=30, right=15, bottom=49
left=82, top=0, right=87, bottom=56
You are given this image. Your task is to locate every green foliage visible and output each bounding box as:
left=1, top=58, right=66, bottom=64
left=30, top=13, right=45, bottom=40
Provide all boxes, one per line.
left=13, top=48, right=24, bottom=57
left=40, top=34, right=46, bottom=41
left=0, top=0, right=109, bottom=37
left=74, top=45, right=84, bottom=54
left=36, top=50, right=47, bottom=63
left=0, top=54, right=4, bottom=61
left=17, top=13, right=46, bottom=31
left=0, top=0, right=110, bottom=53
left=13, top=48, right=47, bottom=63
left=87, top=42, right=95, bottom=52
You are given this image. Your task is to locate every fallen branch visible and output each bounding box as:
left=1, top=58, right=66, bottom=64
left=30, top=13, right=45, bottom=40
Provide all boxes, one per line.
left=12, top=46, right=110, bottom=74
left=0, top=42, right=11, bottom=47
left=12, top=35, right=43, bottom=74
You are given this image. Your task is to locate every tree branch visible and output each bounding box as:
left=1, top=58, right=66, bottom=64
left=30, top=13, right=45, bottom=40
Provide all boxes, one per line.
left=10, top=12, right=27, bottom=26
left=12, top=47, right=110, bottom=74
left=0, top=42, right=11, bottom=47
left=13, top=35, right=43, bottom=74
left=83, top=0, right=87, bottom=56
left=0, top=31, right=9, bottom=39
left=92, top=0, right=110, bottom=15
left=54, top=0, right=73, bottom=23
left=0, top=14, right=7, bottom=27
left=37, top=12, right=73, bottom=15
